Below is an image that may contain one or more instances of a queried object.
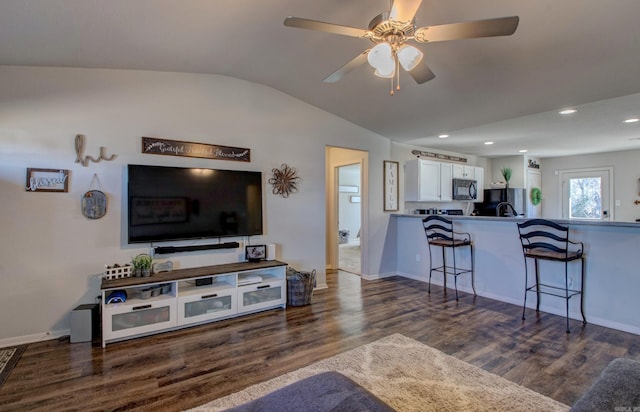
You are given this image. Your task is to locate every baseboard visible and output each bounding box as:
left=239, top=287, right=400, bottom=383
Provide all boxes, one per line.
left=396, top=272, right=640, bottom=336
left=0, top=329, right=70, bottom=348
left=361, top=271, right=396, bottom=281
left=314, top=281, right=329, bottom=290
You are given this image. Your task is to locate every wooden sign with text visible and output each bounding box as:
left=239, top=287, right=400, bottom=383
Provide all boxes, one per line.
left=25, top=168, right=69, bottom=192
left=142, top=137, right=250, bottom=162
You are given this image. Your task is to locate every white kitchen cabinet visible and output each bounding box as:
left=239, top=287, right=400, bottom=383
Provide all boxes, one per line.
left=452, top=165, right=476, bottom=180
left=440, top=163, right=453, bottom=202
left=404, top=159, right=453, bottom=202
left=474, top=167, right=484, bottom=203
left=404, top=159, right=441, bottom=201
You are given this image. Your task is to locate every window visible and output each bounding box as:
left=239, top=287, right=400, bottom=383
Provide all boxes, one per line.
left=560, top=168, right=612, bottom=221
left=569, top=176, right=602, bottom=219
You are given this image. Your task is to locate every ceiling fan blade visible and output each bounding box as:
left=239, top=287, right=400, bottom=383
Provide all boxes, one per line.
left=407, top=60, right=436, bottom=84
left=390, top=0, right=423, bottom=22
left=323, top=50, right=370, bottom=83
left=414, top=16, right=519, bottom=43
left=284, top=17, right=369, bottom=38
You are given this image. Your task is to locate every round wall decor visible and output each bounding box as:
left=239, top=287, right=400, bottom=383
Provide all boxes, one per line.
left=530, top=187, right=542, bottom=206
left=268, top=163, right=300, bottom=198
left=82, top=190, right=107, bottom=219
left=82, top=174, right=107, bottom=219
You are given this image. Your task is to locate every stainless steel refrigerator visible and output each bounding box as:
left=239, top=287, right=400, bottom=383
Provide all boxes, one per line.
left=476, top=188, right=527, bottom=217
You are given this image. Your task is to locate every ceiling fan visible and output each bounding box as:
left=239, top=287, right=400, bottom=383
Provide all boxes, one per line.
left=284, top=0, right=519, bottom=94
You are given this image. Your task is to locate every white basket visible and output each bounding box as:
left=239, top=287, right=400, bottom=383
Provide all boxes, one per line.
left=104, top=264, right=133, bottom=280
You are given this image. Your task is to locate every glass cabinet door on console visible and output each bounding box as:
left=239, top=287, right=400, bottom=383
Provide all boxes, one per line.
left=237, top=267, right=286, bottom=313
left=177, top=274, right=237, bottom=325
left=238, top=281, right=285, bottom=313
left=104, top=301, right=177, bottom=341
left=103, top=283, right=177, bottom=341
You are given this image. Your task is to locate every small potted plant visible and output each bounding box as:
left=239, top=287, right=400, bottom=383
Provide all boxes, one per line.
left=500, top=167, right=513, bottom=204
left=500, top=167, right=512, bottom=189
left=132, top=253, right=153, bottom=277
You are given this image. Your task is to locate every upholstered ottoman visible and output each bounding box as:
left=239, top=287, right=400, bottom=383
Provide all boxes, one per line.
left=225, top=371, right=394, bottom=412
left=570, top=358, right=640, bottom=411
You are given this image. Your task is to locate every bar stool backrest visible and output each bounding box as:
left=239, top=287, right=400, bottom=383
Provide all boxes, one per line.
left=517, top=219, right=582, bottom=260
left=423, top=215, right=456, bottom=246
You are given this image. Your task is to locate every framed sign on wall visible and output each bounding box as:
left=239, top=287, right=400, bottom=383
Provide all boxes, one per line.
left=383, top=160, right=399, bottom=211
left=25, top=168, right=69, bottom=192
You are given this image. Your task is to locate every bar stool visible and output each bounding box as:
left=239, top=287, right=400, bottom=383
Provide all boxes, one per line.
left=422, top=215, right=476, bottom=301
left=517, top=219, right=586, bottom=333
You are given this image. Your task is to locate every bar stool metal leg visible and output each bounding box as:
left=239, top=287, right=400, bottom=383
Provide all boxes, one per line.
left=470, top=244, right=476, bottom=296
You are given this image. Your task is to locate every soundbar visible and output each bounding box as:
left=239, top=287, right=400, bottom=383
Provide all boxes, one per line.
left=153, top=242, right=240, bottom=255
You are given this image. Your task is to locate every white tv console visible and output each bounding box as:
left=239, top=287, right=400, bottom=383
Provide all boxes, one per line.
left=100, top=260, right=287, bottom=347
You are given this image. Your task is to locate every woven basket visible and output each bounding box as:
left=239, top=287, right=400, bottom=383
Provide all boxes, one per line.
left=286, top=268, right=316, bottom=306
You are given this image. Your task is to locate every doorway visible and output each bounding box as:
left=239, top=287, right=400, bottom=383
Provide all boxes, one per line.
left=337, top=164, right=361, bottom=274
left=560, top=167, right=613, bottom=221
left=325, top=147, right=368, bottom=277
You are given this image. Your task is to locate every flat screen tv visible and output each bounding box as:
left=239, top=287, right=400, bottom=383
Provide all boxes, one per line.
left=127, top=164, right=263, bottom=243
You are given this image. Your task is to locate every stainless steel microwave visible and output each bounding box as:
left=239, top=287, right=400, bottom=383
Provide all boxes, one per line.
left=452, top=178, right=478, bottom=200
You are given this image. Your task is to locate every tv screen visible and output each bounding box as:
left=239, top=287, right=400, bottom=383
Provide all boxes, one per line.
left=127, top=164, right=263, bottom=243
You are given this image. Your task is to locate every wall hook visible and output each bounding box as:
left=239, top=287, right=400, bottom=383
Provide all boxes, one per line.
left=75, top=134, right=117, bottom=167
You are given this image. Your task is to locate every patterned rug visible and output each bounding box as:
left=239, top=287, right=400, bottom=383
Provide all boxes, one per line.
left=189, top=334, right=569, bottom=412
left=0, top=345, right=27, bottom=389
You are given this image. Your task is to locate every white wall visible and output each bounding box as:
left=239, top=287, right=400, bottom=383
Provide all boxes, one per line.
left=0, top=66, right=391, bottom=345
left=541, top=149, right=640, bottom=222
left=491, top=155, right=527, bottom=188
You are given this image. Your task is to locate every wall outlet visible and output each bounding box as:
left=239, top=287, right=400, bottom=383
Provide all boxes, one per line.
left=415, top=254, right=421, bottom=262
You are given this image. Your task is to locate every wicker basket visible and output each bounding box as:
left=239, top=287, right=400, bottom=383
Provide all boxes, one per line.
left=286, top=268, right=316, bottom=306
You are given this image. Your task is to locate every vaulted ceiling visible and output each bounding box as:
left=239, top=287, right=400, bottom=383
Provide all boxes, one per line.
left=2, top=0, right=640, bottom=158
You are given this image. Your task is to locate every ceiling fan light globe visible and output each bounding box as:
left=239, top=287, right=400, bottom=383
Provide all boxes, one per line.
left=368, top=42, right=393, bottom=68
left=374, top=67, right=395, bottom=78
left=397, top=44, right=423, bottom=71
left=374, top=57, right=396, bottom=77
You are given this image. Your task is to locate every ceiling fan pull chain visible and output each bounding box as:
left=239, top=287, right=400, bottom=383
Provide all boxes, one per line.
left=396, top=57, right=401, bottom=92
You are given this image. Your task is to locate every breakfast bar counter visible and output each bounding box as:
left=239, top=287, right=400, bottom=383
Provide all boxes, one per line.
left=393, top=214, right=640, bottom=335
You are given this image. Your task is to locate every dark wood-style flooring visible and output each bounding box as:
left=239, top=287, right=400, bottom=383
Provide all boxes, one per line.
left=1, top=270, right=639, bottom=411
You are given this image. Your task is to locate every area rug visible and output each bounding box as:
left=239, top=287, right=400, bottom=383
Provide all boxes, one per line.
left=188, top=334, right=569, bottom=412
left=0, top=345, right=27, bottom=389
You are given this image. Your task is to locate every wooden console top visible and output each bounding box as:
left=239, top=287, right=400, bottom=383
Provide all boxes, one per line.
left=101, top=260, right=288, bottom=290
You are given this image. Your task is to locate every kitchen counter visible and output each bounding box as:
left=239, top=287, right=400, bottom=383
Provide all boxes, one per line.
left=393, top=214, right=640, bottom=335
left=394, top=213, right=640, bottom=229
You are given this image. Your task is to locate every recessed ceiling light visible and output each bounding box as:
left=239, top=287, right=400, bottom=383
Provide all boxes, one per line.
left=484, top=141, right=494, bottom=145
left=624, top=118, right=639, bottom=123
left=438, top=134, right=449, bottom=138
left=519, top=149, right=528, bottom=153
left=559, top=108, right=577, bottom=115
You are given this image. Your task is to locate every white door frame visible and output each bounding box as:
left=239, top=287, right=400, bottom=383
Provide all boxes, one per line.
left=558, top=167, right=614, bottom=221
left=325, top=147, right=368, bottom=275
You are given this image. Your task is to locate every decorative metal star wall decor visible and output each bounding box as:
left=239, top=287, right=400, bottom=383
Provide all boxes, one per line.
left=268, top=163, right=300, bottom=198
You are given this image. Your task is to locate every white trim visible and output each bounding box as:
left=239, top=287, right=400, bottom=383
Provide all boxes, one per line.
left=0, top=329, right=70, bottom=348
left=558, top=166, right=614, bottom=221
left=361, top=271, right=396, bottom=281
left=396, top=273, right=640, bottom=336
